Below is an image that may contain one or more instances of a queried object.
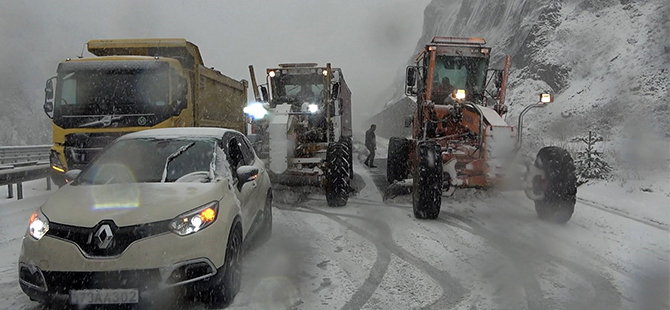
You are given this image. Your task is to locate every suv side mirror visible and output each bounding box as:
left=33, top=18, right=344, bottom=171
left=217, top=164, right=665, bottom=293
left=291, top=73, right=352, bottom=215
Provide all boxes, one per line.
left=65, top=169, right=81, bottom=183
left=236, top=166, right=258, bottom=187
left=44, top=77, right=56, bottom=119
left=260, top=85, right=269, bottom=102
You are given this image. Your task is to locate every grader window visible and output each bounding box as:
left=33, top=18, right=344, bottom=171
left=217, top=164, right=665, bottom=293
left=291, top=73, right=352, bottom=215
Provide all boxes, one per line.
left=432, top=55, right=488, bottom=97
left=271, top=73, right=325, bottom=103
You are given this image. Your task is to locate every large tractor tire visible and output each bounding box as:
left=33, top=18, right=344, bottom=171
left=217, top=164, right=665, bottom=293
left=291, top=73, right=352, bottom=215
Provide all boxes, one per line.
left=341, top=136, right=354, bottom=182
left=387, top=137, right=411, bottom=184
left=532, top=146, right=577, bottom=224
left=412, top=140, right=442, bottom=219
left=325, top=142, right=351, bottom=207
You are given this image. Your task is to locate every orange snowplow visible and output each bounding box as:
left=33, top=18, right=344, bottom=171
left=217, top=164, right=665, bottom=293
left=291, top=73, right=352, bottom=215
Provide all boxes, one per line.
left=387, top=37, right=577, bottom=223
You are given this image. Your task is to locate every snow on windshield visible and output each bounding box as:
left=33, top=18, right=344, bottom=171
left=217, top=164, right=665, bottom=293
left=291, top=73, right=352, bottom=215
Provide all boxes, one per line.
left=77, top=138, right=216, bottom=184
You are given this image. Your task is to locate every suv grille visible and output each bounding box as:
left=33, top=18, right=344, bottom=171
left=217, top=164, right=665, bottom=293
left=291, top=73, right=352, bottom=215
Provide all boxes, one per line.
left=47, top=220, right=171, bottom=257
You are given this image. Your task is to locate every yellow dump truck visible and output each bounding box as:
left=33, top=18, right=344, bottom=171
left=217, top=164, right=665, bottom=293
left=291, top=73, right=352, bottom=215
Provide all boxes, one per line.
left=42, top=38, right=248, bottom=186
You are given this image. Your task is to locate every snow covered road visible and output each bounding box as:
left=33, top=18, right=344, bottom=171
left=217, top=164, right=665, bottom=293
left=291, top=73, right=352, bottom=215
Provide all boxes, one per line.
left=1, top=163, right=668, bottom=309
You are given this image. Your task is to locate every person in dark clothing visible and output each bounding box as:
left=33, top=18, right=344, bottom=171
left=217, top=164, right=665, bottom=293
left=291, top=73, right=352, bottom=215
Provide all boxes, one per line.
left=364, top=124, right=377, bottom=168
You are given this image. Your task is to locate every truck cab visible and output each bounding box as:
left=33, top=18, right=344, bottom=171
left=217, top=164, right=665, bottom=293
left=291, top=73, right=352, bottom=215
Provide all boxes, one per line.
left=44, top=39, right=247, bottom=186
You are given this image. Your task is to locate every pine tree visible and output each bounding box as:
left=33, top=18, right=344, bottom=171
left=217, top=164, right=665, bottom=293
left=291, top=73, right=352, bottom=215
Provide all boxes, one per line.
left=573, top=131, right=611, bottom=185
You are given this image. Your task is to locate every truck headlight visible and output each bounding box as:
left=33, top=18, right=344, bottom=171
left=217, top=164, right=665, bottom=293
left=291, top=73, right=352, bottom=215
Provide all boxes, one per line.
left=50, top=151, right=65, bottom=173
left=169, top=201, right=219, bottom=236
left=28, top=210, right=49, bottom=240
left=243, top=102, right=268, bottom=120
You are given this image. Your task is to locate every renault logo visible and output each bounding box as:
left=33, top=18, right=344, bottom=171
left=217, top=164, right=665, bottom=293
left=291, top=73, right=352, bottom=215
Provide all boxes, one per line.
left=94, top=224, right=113, bottom=249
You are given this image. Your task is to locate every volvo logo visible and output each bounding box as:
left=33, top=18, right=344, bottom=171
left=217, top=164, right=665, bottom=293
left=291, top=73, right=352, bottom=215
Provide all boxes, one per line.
left=94, top=224, right=114, bottom=249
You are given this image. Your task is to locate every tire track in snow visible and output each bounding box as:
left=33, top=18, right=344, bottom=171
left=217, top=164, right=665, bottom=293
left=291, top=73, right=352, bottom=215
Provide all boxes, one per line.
left=279, top=202, right=468, bottom=310
left=452, top=195, right=623, bottom=309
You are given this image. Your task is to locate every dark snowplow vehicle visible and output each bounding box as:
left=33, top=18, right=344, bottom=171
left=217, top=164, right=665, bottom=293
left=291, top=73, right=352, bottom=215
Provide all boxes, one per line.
left=388, top=37, right=577, bottom=223
left=247, top=63, right=353, bottom=207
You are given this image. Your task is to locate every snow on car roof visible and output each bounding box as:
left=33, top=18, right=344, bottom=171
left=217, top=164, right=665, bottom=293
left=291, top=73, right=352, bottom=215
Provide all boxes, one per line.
left=119, top=127, right=237, bottom=140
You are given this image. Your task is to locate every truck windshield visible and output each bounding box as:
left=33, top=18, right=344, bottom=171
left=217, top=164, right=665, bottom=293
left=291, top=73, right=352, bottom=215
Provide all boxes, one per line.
left=271, top=73, right=325, bottom=105
left=432, top=55, right=488, bottom=98
left=53, top=61, right=172, bottom=128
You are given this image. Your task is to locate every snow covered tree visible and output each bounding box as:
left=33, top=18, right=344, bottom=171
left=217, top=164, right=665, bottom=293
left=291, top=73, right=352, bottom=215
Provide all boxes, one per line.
left=572, top=131, right=611, bottom=185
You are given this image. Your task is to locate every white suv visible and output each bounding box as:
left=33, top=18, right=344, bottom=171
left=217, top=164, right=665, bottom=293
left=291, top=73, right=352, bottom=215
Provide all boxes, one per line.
left=19, top=128, right=272, bottom=308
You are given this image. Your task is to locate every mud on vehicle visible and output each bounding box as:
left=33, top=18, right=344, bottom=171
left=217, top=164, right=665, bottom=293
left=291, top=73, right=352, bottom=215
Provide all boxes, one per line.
left=388, top=37, right=577, bottom=223
left=246, top=63, right=353, bottom=207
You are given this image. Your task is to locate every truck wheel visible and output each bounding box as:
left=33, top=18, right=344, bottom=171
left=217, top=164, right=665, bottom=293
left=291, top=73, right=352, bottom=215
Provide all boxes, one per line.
left=206, top=221, right=242, bottom=308
left=387, top=137, right=410, bottom=184
left=325, top=142, right=351, bottom=207
left=413, top=140, right=442, bottom=219
left=532, top=146, right=577, bottom=224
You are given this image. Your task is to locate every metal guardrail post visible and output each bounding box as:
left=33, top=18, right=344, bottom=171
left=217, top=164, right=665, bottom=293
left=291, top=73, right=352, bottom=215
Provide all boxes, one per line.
left=47, top=176, right=52, bottom=191
left=7, top=184, right=13, bottom=198
left=17, top=183, right=23, bottom=200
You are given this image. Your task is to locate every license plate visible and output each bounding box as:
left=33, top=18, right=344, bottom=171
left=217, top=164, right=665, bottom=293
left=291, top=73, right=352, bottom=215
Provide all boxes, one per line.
left=69, top=289, right=139, bottom=305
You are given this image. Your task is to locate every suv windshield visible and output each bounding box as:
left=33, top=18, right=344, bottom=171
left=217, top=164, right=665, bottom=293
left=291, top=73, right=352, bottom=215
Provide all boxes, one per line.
left=53, top=61, right=172, bottom=128
left=76, top=138, right=216, bottom=185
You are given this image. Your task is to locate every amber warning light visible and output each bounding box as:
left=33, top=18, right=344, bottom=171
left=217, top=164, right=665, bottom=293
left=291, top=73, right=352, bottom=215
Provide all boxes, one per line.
left=540, top=93, right=553, bottom=104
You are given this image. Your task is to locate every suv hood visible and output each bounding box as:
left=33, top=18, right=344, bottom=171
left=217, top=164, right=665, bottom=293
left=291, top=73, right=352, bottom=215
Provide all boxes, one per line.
left=41, top=182, right=225, bottom=227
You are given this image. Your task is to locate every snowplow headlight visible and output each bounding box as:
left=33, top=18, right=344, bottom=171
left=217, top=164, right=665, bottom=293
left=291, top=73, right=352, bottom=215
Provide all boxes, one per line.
left=268, top=70, right=276, bottom=78
left=169, top=201, right=219, bottom=236
left=308, top=104, right=319, bottom=113
left=540, top=93, right=553, bottom=104
left=243, top=102, right=268, bottom=120
left=455, top=89, right=466, bottom=100
left=28, top=209, right=49, bottom=240
left=322, top=69, right=328, bottom=76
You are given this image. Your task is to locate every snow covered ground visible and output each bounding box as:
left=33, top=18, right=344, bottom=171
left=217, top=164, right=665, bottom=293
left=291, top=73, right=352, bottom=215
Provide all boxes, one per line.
left=1, top=157, right=668, bottom=310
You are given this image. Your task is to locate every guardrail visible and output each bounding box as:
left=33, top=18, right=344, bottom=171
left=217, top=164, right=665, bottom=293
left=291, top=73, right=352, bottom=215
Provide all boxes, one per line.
left=0, top=145, right=52, bottom=200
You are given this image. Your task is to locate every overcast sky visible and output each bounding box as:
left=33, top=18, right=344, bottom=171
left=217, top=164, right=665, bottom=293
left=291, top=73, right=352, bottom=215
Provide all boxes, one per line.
left=1, top=0, right=430, bottom=131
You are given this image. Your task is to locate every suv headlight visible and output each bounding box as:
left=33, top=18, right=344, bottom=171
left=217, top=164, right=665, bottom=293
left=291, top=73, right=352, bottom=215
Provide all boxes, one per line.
left=28, top=210, right=50, bottom=240
left=169, top=201, right=219, bottom=236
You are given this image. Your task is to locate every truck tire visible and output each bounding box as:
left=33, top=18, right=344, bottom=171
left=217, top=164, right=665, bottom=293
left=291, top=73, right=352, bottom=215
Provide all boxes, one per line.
left=413, top=140, right=442, bottom=219
left=387, top=137, right=410, bottom=184
left=532, top=146, right=577, bottom=224
left=325, top=142, right=351, bottom=207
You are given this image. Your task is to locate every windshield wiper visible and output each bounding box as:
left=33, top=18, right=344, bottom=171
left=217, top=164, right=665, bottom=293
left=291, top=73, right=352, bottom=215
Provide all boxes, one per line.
left=161, top=142, right=196, bottom=183
left=79, top=115, right=124, bottom=128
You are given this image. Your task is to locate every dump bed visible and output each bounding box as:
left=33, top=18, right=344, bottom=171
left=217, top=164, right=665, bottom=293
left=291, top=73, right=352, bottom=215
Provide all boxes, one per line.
left=194, top=66, right=247, bottom=132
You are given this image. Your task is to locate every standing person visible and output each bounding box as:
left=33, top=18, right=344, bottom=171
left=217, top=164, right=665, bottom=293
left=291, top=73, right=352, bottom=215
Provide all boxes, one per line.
left=364, top=124, right=377, bottom=168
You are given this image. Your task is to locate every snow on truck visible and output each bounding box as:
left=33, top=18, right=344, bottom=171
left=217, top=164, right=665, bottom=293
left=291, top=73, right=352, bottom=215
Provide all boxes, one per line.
left=42, top=38, right=248, bottom=186
left=246, top=63, right=353, bottom=206
left=389, top=37, right=577, bottom=223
